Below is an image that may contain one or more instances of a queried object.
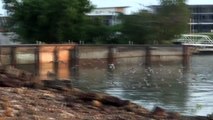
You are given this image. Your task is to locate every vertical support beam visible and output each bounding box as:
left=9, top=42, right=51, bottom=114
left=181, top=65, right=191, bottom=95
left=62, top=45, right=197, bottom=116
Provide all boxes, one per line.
left=108, top=45, right=115, bottom=65
left=34, top=46, right=40, bottom=75
left=70, top=45, right=79, bottom=68
left=53, top=46, right=59, bottom=78
left=145, top=46, right=151, bottom=66
left=182, top=45, right=190, bottom=68
left=70, top=45, right=79, bottom=79
left=0, top=47, right=2, bottom=65
left=10, top=46, right=16, bottom=67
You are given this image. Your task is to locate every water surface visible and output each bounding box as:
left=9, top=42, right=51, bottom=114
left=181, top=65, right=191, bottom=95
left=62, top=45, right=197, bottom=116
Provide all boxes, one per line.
left=70, top=55, right=213, bottom=116
left=18, top=55, right=213, bottom=116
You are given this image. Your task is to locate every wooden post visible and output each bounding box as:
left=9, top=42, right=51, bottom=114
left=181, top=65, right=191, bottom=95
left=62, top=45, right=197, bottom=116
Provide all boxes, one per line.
left=107, top=45, right=116, bottom=71
left=70, top=45, right=79, bottom=79
left=145, top=46, right=151, bottom=66
left=182, top=45, right=190, bottom=67
left=0, top=47, right=1, bottom=64
left=53, top=46, right=59, bottom=78
left=34, top=46, right=40, bottom=75
left=108, top=45, right=115, bottom=64
left=10, top=47, right=16, bottom=67
left=70, top=45, right=79, bottom=68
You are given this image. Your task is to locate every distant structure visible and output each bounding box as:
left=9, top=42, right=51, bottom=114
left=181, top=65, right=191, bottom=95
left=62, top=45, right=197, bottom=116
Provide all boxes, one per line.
left=189, top=5, right=213, bottom=33
left=151, top=4, right=213, bottom=33
left=87, top=6, right=128, bottom=26
left=0, top=16, right=17, bottom=45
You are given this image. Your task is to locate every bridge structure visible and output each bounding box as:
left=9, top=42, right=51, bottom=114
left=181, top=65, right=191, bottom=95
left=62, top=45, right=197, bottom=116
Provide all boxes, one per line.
left=173, top=34, right=213, bottom=53
left=173, top=34, right=213, bottom=46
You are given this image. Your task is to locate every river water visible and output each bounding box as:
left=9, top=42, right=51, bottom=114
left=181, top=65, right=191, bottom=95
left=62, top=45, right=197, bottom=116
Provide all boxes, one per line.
left=18, top=55, right=213, bottom=116
left=70, top=55, right=213, bottom=116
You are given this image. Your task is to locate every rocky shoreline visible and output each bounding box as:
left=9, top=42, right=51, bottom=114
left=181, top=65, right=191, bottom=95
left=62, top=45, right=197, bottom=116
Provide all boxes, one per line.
left=0, top=66, right=212, bottom=120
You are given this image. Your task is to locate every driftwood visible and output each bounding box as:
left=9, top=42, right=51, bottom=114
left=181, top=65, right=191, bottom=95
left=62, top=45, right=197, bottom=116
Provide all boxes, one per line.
left=42, top=80, right=72, bottom=91
left=0, top=65, right=35, bottom=87
left=4, top=66, right=34, bottom=81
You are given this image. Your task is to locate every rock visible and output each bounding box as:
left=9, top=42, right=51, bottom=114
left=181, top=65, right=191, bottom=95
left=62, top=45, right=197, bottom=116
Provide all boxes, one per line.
left=167, top=112, right=181, bottom=119
left=13, top=105, right=23, bottom=111
left=151, top=106, right=182, bottom=119
left=77, top=92, right=130, bottom=107
left=151, top=106, right=167, bottom=117
left=181, top=116, right=210, bottom=120
left=60, top=111, right=75, bottom=118
left=92, top=100, right=102, bottom=107
left=100, top=95, right=130, bottom=107
left=0, top=77, right=24, bottom=87
left=123, top=103, right=149, bottom=115
left=42, top=80, right=72, bottom=91
left=42, top=93, right=56, bottom=98
left=78, top=92, right=99, bottom=101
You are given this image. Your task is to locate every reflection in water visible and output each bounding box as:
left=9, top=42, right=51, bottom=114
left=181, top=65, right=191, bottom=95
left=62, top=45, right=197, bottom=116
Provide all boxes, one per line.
left=16, top=55, right=213, bottom=116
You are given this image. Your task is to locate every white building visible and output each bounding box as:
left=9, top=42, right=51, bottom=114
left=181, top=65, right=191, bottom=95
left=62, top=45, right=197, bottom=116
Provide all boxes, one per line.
left=87, top=6, right=129, bottom=26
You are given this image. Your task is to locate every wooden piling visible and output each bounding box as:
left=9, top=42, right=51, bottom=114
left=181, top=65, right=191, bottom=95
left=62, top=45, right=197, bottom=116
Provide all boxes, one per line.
left=10, top=47, right=16, bottom=67
left=34, top=46, right=40, bottom=75
left=145, top=46, right=151, bottom=66
left=53, top=46, right=59, bottom=78
left=182, top=45, right=190, bottom=68
left=70, top=45, right=79, bottom=79
left=108, top=45, right=115, bottom=65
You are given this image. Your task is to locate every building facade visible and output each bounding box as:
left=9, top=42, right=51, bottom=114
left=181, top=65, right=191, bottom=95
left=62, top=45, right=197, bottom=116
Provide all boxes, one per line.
left=189, top=5, right=213, bottom=33
left=151, top=4, right=213, bottom=33
left=87, top=6, right=128, bottom=26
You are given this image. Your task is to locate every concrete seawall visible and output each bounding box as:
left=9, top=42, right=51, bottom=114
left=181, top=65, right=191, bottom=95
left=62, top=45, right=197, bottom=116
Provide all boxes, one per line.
left=0, top=44, right=191, bottom=78
left=78, top=45, right=188, bottom=67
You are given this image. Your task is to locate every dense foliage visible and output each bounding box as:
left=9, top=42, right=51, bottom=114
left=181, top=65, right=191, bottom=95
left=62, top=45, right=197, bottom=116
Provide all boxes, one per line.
left=3, top=0, right=93, bottom=43
left=122, top=10, right=160, bottom=44
left=158, top=0, right=190, bottom=42
left=122, top=0, right=190, bottom=44
left=3, top=0, right=190, bottom=44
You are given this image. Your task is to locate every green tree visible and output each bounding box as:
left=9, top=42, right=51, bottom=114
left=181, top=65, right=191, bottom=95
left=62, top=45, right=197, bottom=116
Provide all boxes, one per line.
left=82, top=17, right=111, bottom=44
left=121, top=0, right=190, bottom=44
left=3, top=0, right=93, bottom=43
left=158, top=0, right=190, bottom=42
left=122, top=10, right=159, bottom=44
left=83, top=16, right=125, bottom=44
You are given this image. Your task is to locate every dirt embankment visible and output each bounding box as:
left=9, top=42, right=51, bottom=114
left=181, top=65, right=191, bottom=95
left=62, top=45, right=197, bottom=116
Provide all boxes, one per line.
left=0, top=66, right=212, bottom=120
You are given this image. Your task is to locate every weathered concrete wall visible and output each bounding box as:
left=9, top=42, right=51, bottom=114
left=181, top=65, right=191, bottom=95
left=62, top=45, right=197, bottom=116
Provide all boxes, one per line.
left=149, top=47, right=183, bottom=64
left=0, top=45, right=186, bottom=65
left=114, top=46, right=146, bottom=65
left=78, top=46, right=109, bottom=59
left=78, top=45, right=184, bottom=66
left=0, top=44, right=189, bottom=78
